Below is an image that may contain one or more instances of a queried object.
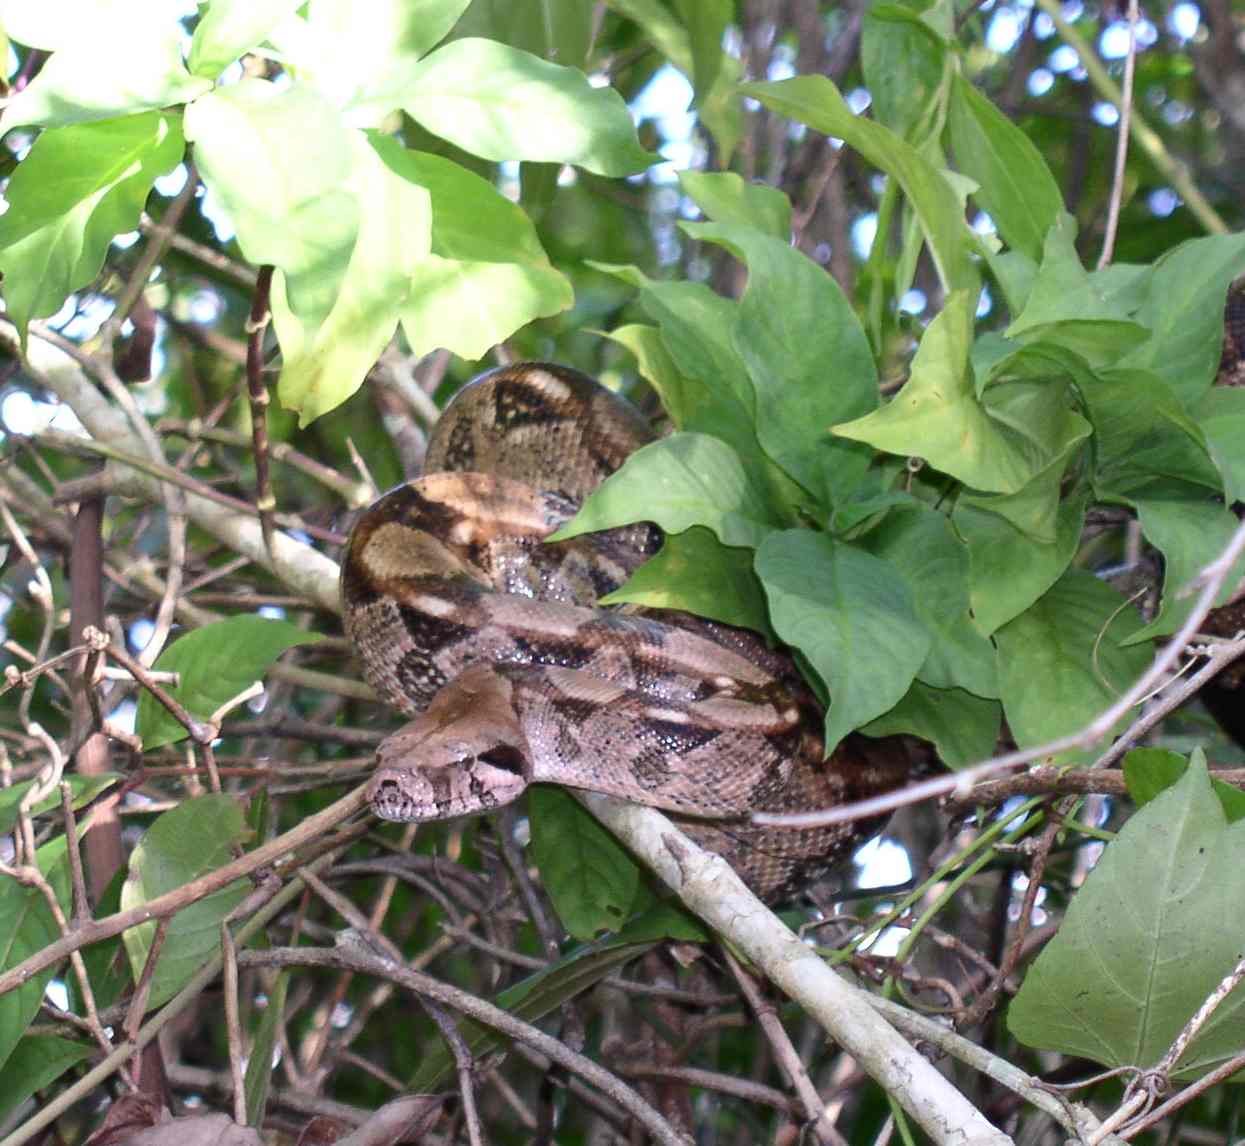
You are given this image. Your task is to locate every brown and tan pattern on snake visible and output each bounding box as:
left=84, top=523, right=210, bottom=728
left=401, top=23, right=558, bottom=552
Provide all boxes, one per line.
left=342, top=363, right=911, bottom=902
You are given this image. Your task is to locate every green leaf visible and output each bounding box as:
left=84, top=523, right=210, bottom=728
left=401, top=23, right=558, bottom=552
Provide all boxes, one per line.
left=274, top=1, right=472, bottom=116
left=994, top=570, right=1149, bottom=752
left=273, top=133, right=432, bottom=423
left=3, top=13, right=210, bottom=130
left=858, top=505, right=998, bottom=697
left=1082, top=369, right=1221, bottom=499
left=0, top=113, right=184, bottom=345
left=529, top=787, right=640, bottom=939
left=953, top=486, right=1087, bottom=635
left=1006, top=216, right=1148, bottom=360
left=863, top=682, right=1001, bottom=769
left=836, top=293, right=1090, bottom=494
left=0, top=838, right=72, bottom=1073
left=451, top=0, right=592, bottom=69
left=243, top=971, right=287, bottom=1127
left=120, top=795, right=251, bottom=1009
left=184, top=79, right=359, bottom=332
left=0, top=774, right=117, bottom=838
left=554, top=434, right=779, bottom=549
left=756, top=531, right=931, bottom=752
left=0, top=1036, right=91, bottom=1121
left=1125, top=748, right=1245, bottom=822
left=401, top=258, right=572, bottom=363
left=383, top=39, right=655, bottom=175
left=1120, top=233, right=1245, bottom=407
left=862, top=2, right=948, bottom=138
left=1123, top=748, right=1189, bottom=808
left=378, top=143, right=571, bottom=363
left=1196, top=388, right=1245, bottom=503
left=672, top=0, right=729, bottom=105
left=1010, top=761, right=1245, bottom=1077
left=603, top=527, right=773, bottom=636
left=135, top=617, right=324, bottom=750
left=947, top=75, right=1062, bottom=263
left=678, top=171, right=791, bottom=239
left=1127, top=494, right=1245, bottom=642
left=686, top=220, right=878, bottom=506
left=742, top=75, right=978, bottom=293
left=188, top=0, right=305, bottom=78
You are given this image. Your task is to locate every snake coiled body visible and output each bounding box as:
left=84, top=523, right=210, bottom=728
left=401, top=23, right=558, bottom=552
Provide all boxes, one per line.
left=342, top=363, right=910, bottom=902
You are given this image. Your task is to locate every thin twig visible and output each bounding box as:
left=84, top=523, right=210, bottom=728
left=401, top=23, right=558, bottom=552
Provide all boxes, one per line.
left=221, top=924, right=248, bottom=1125
left=246, top=266, right=277, bottom=557
left=1096, top=0, right=1138, bottom=268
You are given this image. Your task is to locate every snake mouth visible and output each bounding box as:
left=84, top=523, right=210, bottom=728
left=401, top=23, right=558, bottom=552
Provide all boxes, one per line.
left=367, top=758, right=529, bottom=821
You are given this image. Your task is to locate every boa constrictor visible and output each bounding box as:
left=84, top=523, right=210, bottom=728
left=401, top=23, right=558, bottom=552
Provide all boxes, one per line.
left=341, top=363, right=911, bottom=902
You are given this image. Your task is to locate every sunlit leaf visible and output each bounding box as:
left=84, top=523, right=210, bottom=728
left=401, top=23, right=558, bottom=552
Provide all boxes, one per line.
left=4, top=9, right=209, bottom=130
left=0, top=113, right=183, bottom=345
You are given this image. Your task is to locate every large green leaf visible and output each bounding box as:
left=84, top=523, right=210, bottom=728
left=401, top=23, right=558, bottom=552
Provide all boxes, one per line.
left=554, top=434, right=779, bottom=549
left=858, top=505, right=998, bottom=697
left=1124, top=748, right=1245, bottom=822
left=0, top=1036, right=91, bottom=1122
left=862, top=2, right=948, bottom=138
left=135, top=617, right=324, bottom=750
left=603, top=526, right=773, bottom=637
left=756, top=531, right=931, bottom=751
left=0, top=112, right=184, bottom=345
left=187, top=0, right=305, bottom=78
left=120, top=795, right=251, bottom=1009
left=742, top=75, right=978, bottom=293
left=379, top=143, right=571, bottom=362
left=863, top=682, right=1001, bottom=769
left=451, top=0, right=593, bottom=69
left=686, top=220, right=878, bottom=506
left=272, top=0, right=472, bottom=115
left=1006, top=216, right=1148, bottom=360
left=4, top=10, right=209, bottom=130
left=953, top=486, right=1088, bottom=635
left=678, top=171, right=791, bottom=239
left=672, top=0, right=730, bottom=104
left=947, top=75, right=1062, bottom=263
left=184, top=79, right=359, bottom=332
left=377, top=39, right=654, bottom=175
left=273, top=133, right=432, bottom=423
left=836, top=293, right=1089, bottom=494
left=0, top=838, right=72, bottom=1074
left=994, top=570, right=1149, bottom=752
left=529, top=787, right=640, bottom=940
left=1010, top=761, right=1245, bottom=1077
left=1081, top=368, right=1221, bottom=499
left=1120, top=233, right=1245, bottom=407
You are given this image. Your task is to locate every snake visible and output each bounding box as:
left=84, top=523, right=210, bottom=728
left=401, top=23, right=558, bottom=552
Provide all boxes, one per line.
left=341, top=363, right=912, bottom=903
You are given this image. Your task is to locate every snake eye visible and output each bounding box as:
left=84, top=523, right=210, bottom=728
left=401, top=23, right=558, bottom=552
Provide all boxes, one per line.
left=478, top=745, right=524, bottom=775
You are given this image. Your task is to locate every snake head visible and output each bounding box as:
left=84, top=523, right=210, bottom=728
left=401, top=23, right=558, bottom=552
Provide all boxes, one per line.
left=367, top=664, right=531, bottom=821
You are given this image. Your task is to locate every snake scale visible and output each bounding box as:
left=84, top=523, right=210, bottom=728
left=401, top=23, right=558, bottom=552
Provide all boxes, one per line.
left=341, top=363, right=912, bottom=902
